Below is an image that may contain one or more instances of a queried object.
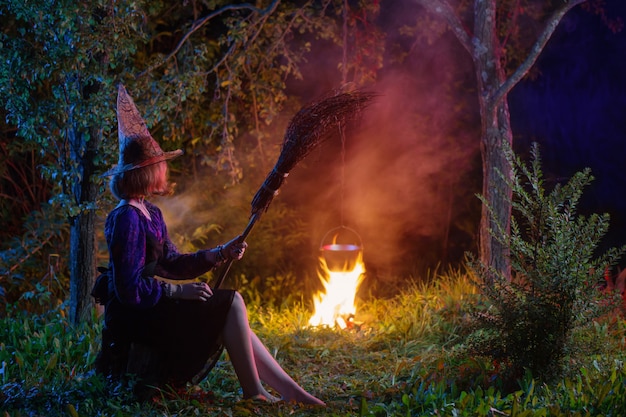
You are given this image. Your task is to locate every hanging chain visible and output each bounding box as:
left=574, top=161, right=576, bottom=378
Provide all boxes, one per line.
left=342, top=0, right=348, bottom=86
left=339, top=0, right=348, bottom=228
left=339, top=121, right=346, bottom=227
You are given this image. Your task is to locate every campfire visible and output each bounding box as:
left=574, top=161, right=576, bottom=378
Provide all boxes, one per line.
left=308, top=242, right=365, bottom=329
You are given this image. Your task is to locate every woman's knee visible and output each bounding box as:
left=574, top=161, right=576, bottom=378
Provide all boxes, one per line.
left=232, top=291, right=245, bottom=308
left=228, top=291, right=247, bottom=319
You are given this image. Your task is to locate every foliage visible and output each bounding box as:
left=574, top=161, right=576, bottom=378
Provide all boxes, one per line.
left=0, top=305, right=144, bottom=415
left=0, top=0, right=386, bottom=317
left=134, top=0, right=379, bottom=184
left=466, top=143, right=624, bottom=388
left=0, top=203, right=69, bottom=313
left=0, top=0, right=161, bottom=321
left=0, top=0, right=145, bottom=213
left=0, top=120, right=53, bottom=239
left=2, top=270, right=626, bottom=416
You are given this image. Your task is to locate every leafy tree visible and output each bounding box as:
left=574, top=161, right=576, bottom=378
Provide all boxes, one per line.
left=0, top=0, right=380, bottom=320
left=410, top=0, right=615, bottom=280
left=467, top=143, right=623, bottom=387
left=0, top=0, right=151, bottom=322
left=0, top=117, right=68, bottom=307
left=131, top=0, right=384, bottom=297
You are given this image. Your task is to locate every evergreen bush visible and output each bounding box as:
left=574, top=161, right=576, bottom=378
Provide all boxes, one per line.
left=467, top=143, right=623, bottom=387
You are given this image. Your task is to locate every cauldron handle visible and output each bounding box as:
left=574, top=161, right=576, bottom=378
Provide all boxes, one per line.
left=319, top=225, right=363, bottom=250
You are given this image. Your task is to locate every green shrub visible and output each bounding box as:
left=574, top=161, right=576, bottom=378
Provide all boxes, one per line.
left=0, top=203, right=69, bottom=314
left=467, top=143, right=624, bottom=387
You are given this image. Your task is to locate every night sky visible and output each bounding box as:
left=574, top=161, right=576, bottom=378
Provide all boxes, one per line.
left=510, top=0, right=626, bottom=261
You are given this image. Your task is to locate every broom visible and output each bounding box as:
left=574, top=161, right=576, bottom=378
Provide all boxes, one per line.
left=191, top=89, right=376, bottom=383
left=212, top=88, right=376, bottom=290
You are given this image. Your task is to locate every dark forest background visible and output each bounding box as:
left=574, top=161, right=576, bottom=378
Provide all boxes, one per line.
left=1, top=0, right=625, bottom=309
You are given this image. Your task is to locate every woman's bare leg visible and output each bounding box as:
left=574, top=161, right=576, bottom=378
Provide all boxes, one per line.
left=221, top=292, right=277, bottom=401
left=250, top=331, right=325, bottom=405
left=221, top=292, right=324, bottom=405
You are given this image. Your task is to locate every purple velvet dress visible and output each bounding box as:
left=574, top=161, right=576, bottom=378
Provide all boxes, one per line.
left=103, top=201, right=235, bottom=384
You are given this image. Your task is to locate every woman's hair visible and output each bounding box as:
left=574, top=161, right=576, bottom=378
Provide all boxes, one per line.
left=109, top=161, right=172, bottom=200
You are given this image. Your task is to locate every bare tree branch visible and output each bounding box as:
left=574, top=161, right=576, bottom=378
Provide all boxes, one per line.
left=1, top=233, right=55, bottom=277
left=492, top=0, right=588, bottom=104
left=259, top=2, right=309, bottom=67
left=414, top=0, right=474, bottom=54
left=137, top=0, right=281, bottom=78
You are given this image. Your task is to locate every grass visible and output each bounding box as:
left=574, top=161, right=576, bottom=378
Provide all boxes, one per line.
left=2, top=269, right=626, bottom=416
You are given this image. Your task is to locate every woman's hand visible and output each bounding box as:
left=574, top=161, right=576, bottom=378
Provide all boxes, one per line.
left=165, top=282, right=213, bottom=301
left=222, top=235, right=248, bottom=261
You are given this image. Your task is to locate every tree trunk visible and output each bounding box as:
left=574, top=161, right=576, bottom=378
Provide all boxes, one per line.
left=478, top=99, right=513, bottom=280
left=69, top=209, right=96, bottom=324
left=413, top=0, right=587, bottom=281
left=473, top=0, right=512, bottom=280
left=68, top=126, right=100, bottom=325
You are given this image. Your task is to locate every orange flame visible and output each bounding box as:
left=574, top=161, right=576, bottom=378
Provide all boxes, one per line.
left=308, top=252, right=365, bottom=328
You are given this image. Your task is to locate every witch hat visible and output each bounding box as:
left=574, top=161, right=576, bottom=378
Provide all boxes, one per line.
left=102, top=84, right=182, bottom=176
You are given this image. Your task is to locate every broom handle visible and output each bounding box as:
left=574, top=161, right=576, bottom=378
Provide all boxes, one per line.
left=212, top=212, right=261, bottom=290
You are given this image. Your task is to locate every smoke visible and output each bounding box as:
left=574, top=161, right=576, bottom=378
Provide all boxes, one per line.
left=281, top=31, right=482, bottom=278
left=158, top=3, right=482, bottom=280
left=154, top=177, right=252, bottom=249
left=156, top=190, right=213, bottom=235
left=311, top=78, right=478, bottom=274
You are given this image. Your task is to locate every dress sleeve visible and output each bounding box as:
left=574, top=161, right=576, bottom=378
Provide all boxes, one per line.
left=107, top=207, right=163, bottom=308
left=152, top=205, right=217, bottom=280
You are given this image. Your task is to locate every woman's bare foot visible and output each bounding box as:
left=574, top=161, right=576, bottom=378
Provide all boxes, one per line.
left=282, top=388, right=325, bottom=406
left=243, top=391, right=281, bottom=403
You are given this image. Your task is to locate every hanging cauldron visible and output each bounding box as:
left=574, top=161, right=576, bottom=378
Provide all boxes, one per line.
left=319, top=226, right=364, bottom=272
